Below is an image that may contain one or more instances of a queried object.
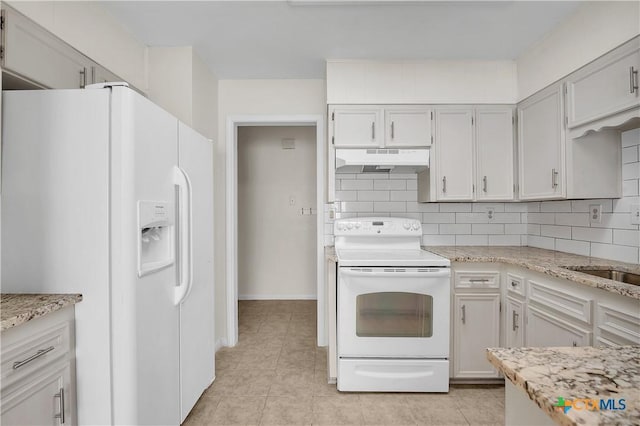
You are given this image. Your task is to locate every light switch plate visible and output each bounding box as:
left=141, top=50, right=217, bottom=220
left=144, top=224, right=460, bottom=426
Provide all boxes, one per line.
left=631, top=204, right=640, bottom=225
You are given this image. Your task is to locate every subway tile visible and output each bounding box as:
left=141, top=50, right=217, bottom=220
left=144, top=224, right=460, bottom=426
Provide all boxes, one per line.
left=555, top=239, right=591, bottom=257
left=357, top=191, right=390, bottom=201
left=423, top=235, right=455, bottom=245
left=540, top=224, right=571, bottom=239
left=399, top=212, right=422, bottom=221
left=336, top=212, right=358, bottom=219
left=324, top=224, right=334, bottom=235
left=493, top=213, right=522, bottom=224
left=622, top=146, right=639, bottom=164
left=527, top=212, right=555, bottom=225
left=622, top=162, right=640, bottom=180
left=591, top=213, right=639, bottom=230
left=613, top=229, right=640, bottom=247
left=390, top=191, right=418, bottom=202
left=374, top=180, right=406, bottom=190
left=527, top=224, right=541, bottom=235
left=323, top=235, right=334, bottom=246
left=335, top=190, right=357, bottom=201
left=521, top=212, right=528, bottom=223
left=621, top=129, right=640, bottom=147
left=340, top=179, right=373, bottom=190
left=439, top=224, right=472, bottom=235
left=373, top=201, right=406, bottom=212
left=357, top=173, right=390, bottom=180
left=527, top=235, right=555, bottom=250
left=423, top=212, right=456, bottom=223
left=406, top=202, right=439, bottom=212
left=421, top=224, right=440, bottom=234
left=335, top=173, right=356, bottom=179
left=591, top=243, right=639, bottom=264
left=488, top=235, right=522, bottom=246
left=505, top=224, right=527, bottom=235
left=472, top=203, right=506, bottom=213
left=455, top=212, right=489, bottom=224
left=389, top=173, right=417, bottom=180
left=572, top=227, right=613, bottom=243
left=622, top=179, right=639, bottom=197
left=504, top=203, right=528, bottom=212
left=520, top=235, right=528, bottom=246
left=439, top=203, right=472, bottom=213
left=555, top=213, right=590, bottom=227
left=342, top=201, right=374, bottom=213
left=539, top=201, right=572, bottom=213
left=357, top=212, right=389, bottom=217
left=472, top=224, right=505, bottom=235
left=612, top=196, right=640, bottom=214
left=456, top=235, right=489, bottom=245
left=527, top=202, right=541, bottom=212
left=570, top=199, right=613, bottom=213
left=406, top=180, right=418, bottom=190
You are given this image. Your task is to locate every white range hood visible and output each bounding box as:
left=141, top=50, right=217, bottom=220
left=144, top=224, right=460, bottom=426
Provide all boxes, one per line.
left=335, top=148, right=429, bottom=173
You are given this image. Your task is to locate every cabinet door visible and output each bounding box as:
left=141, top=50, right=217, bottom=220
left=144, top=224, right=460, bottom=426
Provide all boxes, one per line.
left=526, top=305, right=592, bottom=348
left=453, top=293, right=500, bottom=378
left=505, top=296, right=525, bottom=348
left=435, top=109, right=474, bottom=201
left=1, top=362, right=74, bottom=426
left=517, top=83, right=565, bottom=200
left=567, top=39, right=640, bottom=129
left=475, top=108, right=515, bottom=201
left=331, top=107, right=382, bottom=148
left=3, top=7, right=91, bottom=89
left=384, top=107, right=432, bottom=147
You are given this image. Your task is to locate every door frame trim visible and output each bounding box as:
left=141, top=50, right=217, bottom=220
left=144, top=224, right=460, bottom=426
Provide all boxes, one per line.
left=225, top=115, right=326, bottom=347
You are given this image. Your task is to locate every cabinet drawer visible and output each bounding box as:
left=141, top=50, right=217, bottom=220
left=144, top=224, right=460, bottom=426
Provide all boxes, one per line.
left=528, top=279, right=593, bottom=324
left=506, top=273, right=525, bottom=297
left=454, top=271, right=500, bottom=289
left=596, top=303, right=640, bottom=346
left=1, top=321, right=71, bottom=387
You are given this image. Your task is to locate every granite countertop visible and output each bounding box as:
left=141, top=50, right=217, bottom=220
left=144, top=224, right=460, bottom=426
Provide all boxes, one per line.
left=1, top=294, right=83, bottom=331
left=487, top=346, right=640, bottom=426
left=424, top=246, right=640, bottom=300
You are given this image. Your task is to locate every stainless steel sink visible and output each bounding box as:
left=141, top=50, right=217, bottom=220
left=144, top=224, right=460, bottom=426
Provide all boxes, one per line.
left=563, top=267, right=640, bottom=286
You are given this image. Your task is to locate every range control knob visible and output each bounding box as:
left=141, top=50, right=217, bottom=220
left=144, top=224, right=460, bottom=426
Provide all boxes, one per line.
left=337, top=223, right=344, bottom=231
left=403, top=222, right=411, bottom=230
left=412, top=223, right=420, bottom=231
left=347, top=223, right=354, bottom=230
left=355, top=222, right=361, bottom=229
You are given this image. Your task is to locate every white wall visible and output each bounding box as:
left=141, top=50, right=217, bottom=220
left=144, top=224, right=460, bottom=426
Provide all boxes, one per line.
left=8, top=1, right=148, bottom=90
left=327, top=60, right=518, bottom=104
left=238, top=126, right=317, bottom=299
left=215, top=79, right=326, bottom=343
left=517, top=1, right=640, bottom=100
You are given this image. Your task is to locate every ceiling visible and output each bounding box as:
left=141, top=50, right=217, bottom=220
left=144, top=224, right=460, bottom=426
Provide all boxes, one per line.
left=101, top=1, right=583, bottom=79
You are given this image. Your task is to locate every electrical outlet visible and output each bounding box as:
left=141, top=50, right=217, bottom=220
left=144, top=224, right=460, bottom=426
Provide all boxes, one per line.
left=632, top=204, right=640, bottom=225
left=589, top=204, right=602, bottom=224
left=487, top=207, right=495, bottom=222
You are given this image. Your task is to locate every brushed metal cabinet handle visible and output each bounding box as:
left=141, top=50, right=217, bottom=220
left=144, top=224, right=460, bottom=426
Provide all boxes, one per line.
left=469, top=278, right=489, bottom=283
left=630, top=66, right=638, bottom=94
left=551, top=169, right=559, bottom=189
left=461, top=304, right=466, bottom=324
left=442, top=176, right=447, bottom=193
left=512, top=310, right=519, bottom=331
left=55, top=388, right=65, bottom=424
left=483, top=176, right=487, bottom=193
left=13, top=346, right=55, bottom=369
left=371, top=122, right=375, bottom=140
left=391, top=121, right=395, bottom=139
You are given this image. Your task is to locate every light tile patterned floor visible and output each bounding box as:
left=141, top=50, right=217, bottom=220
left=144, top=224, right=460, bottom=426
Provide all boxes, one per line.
left=184, top=300, right=505, bottom=425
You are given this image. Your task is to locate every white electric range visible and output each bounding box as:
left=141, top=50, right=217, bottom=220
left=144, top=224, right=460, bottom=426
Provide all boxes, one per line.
left=334, top=217, right=451, bottom=392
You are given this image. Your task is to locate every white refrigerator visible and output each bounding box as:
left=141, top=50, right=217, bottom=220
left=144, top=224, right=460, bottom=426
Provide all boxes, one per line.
left=1, top=84, right=215, bottom=425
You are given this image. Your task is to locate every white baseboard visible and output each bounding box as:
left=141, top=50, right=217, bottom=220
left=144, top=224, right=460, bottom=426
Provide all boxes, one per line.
left=215, top=338, right=228, bottom=351
left=238, top=294, right=317, bottom=300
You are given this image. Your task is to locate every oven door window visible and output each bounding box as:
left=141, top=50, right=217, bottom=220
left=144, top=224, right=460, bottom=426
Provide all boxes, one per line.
left=355, top=292, right=433, bottom=337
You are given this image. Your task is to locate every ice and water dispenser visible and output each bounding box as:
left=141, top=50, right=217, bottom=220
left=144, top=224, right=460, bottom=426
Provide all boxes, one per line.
left=138, top=201, right=174, bottom=276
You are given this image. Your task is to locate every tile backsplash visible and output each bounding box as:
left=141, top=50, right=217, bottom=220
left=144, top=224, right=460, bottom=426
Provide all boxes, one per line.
left=325, top=129, right=640, bottom=265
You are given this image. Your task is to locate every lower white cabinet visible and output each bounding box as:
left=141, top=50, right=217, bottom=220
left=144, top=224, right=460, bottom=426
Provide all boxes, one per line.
left=452, top=293, right=501, bottom=379
left=1, top=306, right=77, bottom=426
left=526, top=305, right=592, bottom=348
left=505, top=296, right=525, bottom=348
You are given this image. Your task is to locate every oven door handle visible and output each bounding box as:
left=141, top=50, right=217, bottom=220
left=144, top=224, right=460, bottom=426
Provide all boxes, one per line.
left=339, top=268, right=450, bottom=278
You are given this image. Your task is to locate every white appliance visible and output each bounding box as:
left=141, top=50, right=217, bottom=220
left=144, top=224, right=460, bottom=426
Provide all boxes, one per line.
left=334, top=217, right=450, bottom=392
left=1, top=84, right=215, bottom=425
left=335, top=148, right=429, bottom=173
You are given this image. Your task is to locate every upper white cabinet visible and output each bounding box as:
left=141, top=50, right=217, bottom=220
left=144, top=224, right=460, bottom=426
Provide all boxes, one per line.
left=434, top=108, right=474, bottom=201
left=330, top=105, right=432, bottom=148
left=517, top=82, right=565, bottom=200
left=566, top=36, right=640, bottom=133
left=475, top=107, right=515, bottom=201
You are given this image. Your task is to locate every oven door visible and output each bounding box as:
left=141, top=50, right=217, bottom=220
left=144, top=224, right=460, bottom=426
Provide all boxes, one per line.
left=338, top=267, right=450, bottom=358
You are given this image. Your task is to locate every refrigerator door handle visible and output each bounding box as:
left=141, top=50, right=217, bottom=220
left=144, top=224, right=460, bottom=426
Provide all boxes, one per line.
left=173, top=166, right=194, bottom=305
